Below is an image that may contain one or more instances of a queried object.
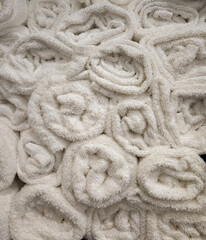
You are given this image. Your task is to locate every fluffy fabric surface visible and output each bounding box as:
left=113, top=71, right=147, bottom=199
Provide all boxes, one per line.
left=0, top=0, right=206, bottom=239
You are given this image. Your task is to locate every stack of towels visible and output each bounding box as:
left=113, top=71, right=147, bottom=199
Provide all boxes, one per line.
left=0, top=0, right=206, bottom=239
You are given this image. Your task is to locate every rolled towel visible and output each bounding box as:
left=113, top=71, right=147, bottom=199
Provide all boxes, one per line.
left=28, top=0, right=73, bottom=35
left=130, top=0, right=199, bottom=39
left=0, top=180, right=19, bottom=240
left=127, top=147, right=206, bottom=212
left=60, top=135, right=137, bottom=208
left=140, top=26, right=206, bottom=83
left=146, top=210, right=206, bottom=239
left=87, top=201, right=146, bottom=240
left=28, top=79, right=108, bottom=152
left=170, top=93, right=206, bottom=153
left=0, top=0, right=27, bottom=35
left=10, top=184, right=86, bottom=240
left=17, top=129, right=62, bottom=186
left=0, top=119, right=18, bottom=191
left=78, top=0, right=134, bottom=9
left=87, top=40, right=152, bottom=95
left=107, top=94, right=161, bottom=156
left=55, top=2, right=134, bottom=49
left=0, top=33, right=72, bottom=96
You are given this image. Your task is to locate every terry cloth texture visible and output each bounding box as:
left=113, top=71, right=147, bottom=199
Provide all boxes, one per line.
left=0, top=0, right=206, bottom=239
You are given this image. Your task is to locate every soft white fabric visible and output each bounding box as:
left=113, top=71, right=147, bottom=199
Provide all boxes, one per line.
left=17, top=129, right=62, bottom=186
left=60, top=135, right=137, bottom=208
left=87, top=40, right=152, bottom=95
left=106, top=93, right=162, bottom=156
left=127, top=147, right=206, bottom=212
left=0, top=180, right=19, bottom=240
left=0, top=0, right=27, bottom=35
left=146, top=211, right=206, bottom=239
left=1, top=0, right=206, bottom=239
left=55, top=2, right=134, bottom=49
left=87, top=201, right=146, bottom=240
left=0, top=88, right=29, bottom=130
left=0, top=33, right=72, bottom=95
left=130, top=0, right=199, bottom=39
left=10, top=184, right=87, bottom=240
left=27, top=0, right=73, bottom=35
left=28, top=79, right=108, bottom=152
left=0, top=119, right=18, bottom=191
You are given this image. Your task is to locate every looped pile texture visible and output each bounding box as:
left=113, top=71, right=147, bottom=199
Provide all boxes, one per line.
left=0, top=0, right=206, bottom=239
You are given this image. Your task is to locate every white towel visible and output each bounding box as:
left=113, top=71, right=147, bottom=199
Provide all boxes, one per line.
left=0, top=88, right=29, bottom=131
left=87, top=40, right=152, bottom=95
left=140, top=27, right=206, bottom=152
left=77, top=0, right=134, bottom=9
left=27, top=0, right=73, bottom=35
left=10, top=184, right=87, bottom=240
left=0, top=119, right=18, bottom=191
left=146, top=210, right=206, bottom=239
left=55, top=2, right=134, bottom=48
left=149, top=77, right=180, bottom=148
left=60, top=135, right=137, bottom=208
left=87, top=201, right=146, bottom=240
left=107, top=93, right=162, bottom=156
left=0, top=180, right=19, bottom=240
left=0, top=26, right=29, bottom=57
left=199, top=4, right=206, bottom=23
left=0, top=33, right=72, bottom=96
left=28, top=79, right=108, bottom=152
left=130, top=0, right=199, bottom=40
left=140, top=26, right=206, bottom=83
left=127, top=147, right=206, bottom=212
left=0, top=0, right=27, bottom=35
left=17, top=129, right=62, bottom=186
left=170, top=92, right=206, bottom=154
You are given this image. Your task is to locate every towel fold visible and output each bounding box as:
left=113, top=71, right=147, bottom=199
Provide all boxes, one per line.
left=0, top=87, right=28, bottom=131
left=0, top=180, right=19, bottom=240
left=87, top=201, right=146, bottom=240
left=0, top=33, right=72, bottom=96
left=170, top=93, right=206, bottom=154
left=150, top=77, right=180, bottom=148
left=78, top=0, right=133, bottom=9
left=146, top=210, right=206, bottom=239
left=10, top=184, right=87, bottom=240
left=107, top=94, right=161, bottom=156
left=0, top=0, right=27, bottom=35
left=127, top=147, right=206, bottom=212
left=87, top=40, right=152, bottom=95
left=28, top=79, right=108, bottom=152
left=17, top=129, right=62, bottom=186
left=141, top=26, right=206, bottom=83
left=199, top=5, right=206, bottom=23
left=60, top=135, right=137, bottom=208
left=0, top=119, right=18, bottom=191
left=28, top=0, right=73, bottom=35
left=0, top=26, right=29, bottom=57
left=130, top=0, right=199, bottom=39
left=55, top=2, right=134, bottom=49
